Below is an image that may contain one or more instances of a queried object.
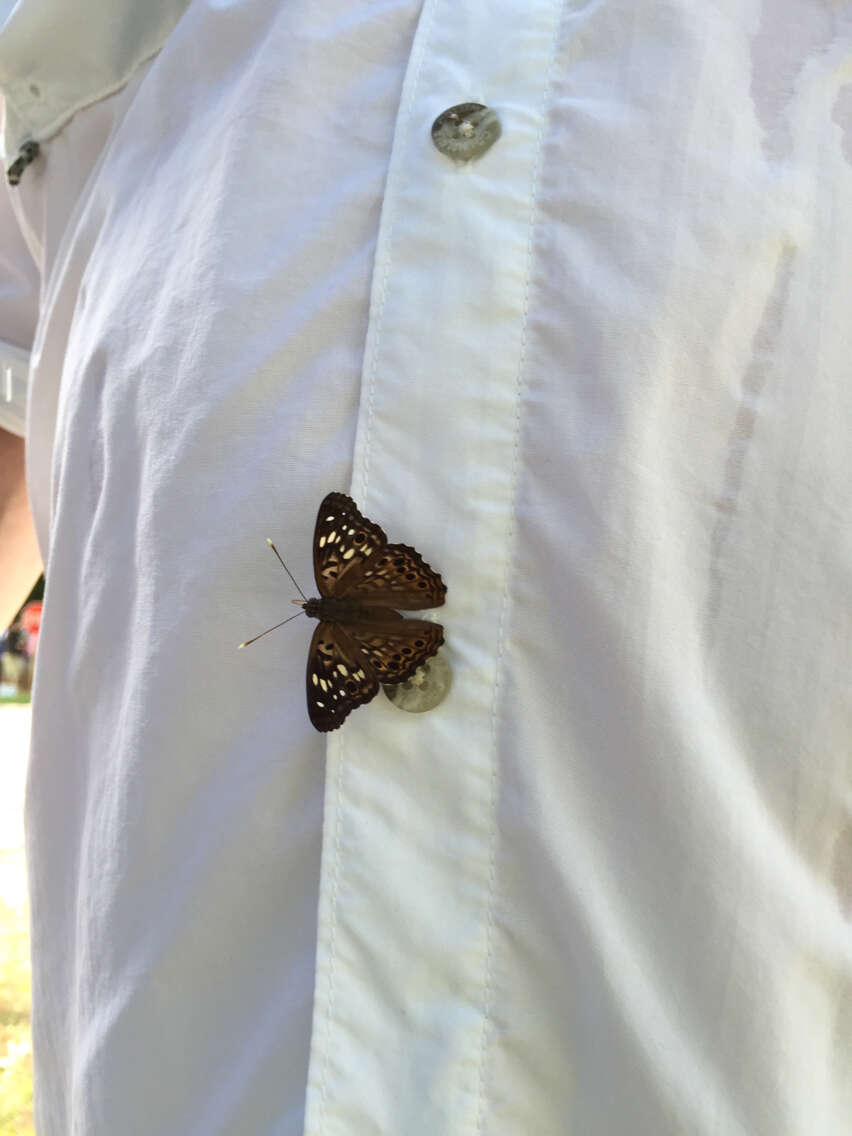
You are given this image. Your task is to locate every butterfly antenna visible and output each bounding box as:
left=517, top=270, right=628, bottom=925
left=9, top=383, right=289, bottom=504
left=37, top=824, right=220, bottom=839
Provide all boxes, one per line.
left=266, top=537, right=309, bottom=602
left=238, top=608, right=305, bottom=649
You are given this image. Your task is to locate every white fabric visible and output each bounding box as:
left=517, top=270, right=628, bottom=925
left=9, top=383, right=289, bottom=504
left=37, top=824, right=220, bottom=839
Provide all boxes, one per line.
left=2, top=0, right=852, bottom=1133
left=0, top=162, right=38, bottom=434
left=0, top=0, right=189, bottom=156
left=308, top=3, right=565, bottom=1130
left=0, top=337, right=28, bottom=433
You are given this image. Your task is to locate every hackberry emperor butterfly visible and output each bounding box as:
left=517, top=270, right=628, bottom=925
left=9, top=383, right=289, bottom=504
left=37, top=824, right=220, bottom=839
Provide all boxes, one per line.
left=240, top=492, right=447, bottom=732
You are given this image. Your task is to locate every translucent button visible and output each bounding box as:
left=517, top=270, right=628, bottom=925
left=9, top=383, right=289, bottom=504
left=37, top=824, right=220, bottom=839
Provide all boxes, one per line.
left=6, top=140, right=39, bottom=187
left=431, top=103, right=501, bottom=162
left=383, top=650, right=452, bottom=714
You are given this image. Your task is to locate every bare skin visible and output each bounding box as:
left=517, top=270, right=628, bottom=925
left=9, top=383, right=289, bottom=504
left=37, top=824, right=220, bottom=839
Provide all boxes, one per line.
left=0, top=427, right=41, bottom=630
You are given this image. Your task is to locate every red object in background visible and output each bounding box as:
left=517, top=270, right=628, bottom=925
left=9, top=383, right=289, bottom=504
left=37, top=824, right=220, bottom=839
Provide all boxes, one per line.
left=21, top=600, right=42, bottom=636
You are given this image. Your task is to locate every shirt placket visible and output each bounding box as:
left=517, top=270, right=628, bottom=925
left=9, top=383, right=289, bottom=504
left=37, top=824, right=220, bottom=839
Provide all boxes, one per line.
left=303, top=2, right=564, bottom=1132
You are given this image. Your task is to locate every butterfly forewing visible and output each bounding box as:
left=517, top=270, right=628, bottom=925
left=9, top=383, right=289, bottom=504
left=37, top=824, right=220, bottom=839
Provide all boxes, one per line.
left=313, top=492, right=389, bottom=598
left=306, top=622, right=379, bottom=732
left=313, top=493, right=446, bottom=610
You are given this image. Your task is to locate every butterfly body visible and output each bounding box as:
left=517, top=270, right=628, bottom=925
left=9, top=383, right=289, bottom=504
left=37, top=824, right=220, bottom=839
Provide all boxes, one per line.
left=304, top=492, right=447, bottom=732
left=302, top=596, right=404, bottom=624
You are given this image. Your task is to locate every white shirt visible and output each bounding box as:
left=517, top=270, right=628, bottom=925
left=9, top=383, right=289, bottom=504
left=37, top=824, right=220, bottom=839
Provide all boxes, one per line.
left=2, top=1, right=852, bottom=1133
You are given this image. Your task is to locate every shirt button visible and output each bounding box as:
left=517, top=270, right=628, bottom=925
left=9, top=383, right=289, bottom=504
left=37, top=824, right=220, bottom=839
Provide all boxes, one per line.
left=431, top=103, right=501, bottom=162
left=382, top=649, right=452, bottom=714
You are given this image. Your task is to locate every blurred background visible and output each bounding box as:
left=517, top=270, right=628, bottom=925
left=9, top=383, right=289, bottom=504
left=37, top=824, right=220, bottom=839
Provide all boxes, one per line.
left=0, top=575, right=39, bottom=1135
left=1, top=576, right=41, bottom=702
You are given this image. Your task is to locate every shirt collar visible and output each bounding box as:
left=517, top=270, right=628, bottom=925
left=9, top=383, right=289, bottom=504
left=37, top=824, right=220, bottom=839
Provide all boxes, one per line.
left=0, top=0, right=189, bottom=159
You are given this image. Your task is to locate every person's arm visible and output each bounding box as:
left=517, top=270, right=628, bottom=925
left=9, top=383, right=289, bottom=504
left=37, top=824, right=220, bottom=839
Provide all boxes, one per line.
left=0, top=425, right=40, bottom=630
left=0, top=92, right=43, bottom=630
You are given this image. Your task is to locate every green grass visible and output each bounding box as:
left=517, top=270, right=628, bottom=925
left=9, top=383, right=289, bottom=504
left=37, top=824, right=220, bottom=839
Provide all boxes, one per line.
left=0, top=694, right=30, bottom=706
left=0, top=697, right=36, bottom=1133
left=0, top=900, right=33, bottom=1135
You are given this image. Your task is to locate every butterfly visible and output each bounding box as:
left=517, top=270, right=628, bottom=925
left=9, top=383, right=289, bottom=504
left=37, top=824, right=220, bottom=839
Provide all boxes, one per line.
left=241, top=492, right=447, bottom=732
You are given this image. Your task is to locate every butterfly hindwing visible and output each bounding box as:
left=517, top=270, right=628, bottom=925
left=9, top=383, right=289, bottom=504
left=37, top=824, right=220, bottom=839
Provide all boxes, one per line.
left=306, top=621, right=379, bottom=732
left=343, top=542, right=446, bottom=610
left=344, top=617, right=444, bottom=684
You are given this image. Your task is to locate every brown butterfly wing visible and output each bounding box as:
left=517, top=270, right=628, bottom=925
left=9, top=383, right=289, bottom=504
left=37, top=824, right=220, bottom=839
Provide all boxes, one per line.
left=344, top=543, right=446, bottom=610
left=305, top=621, right=379, bottom=732
left=313, top=492, right=389, bottom=598
left=344, top=617, right=444, bottom=684
left=312, top=492, right=446, bottom=610
left=306, top=492, right=447, bottom=731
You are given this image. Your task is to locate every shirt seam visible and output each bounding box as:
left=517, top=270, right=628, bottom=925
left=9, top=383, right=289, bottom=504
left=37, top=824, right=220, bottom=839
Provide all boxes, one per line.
left=314, top=0, right=441, bottom=1129
left=471, top=3, right=565, bottom=1132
